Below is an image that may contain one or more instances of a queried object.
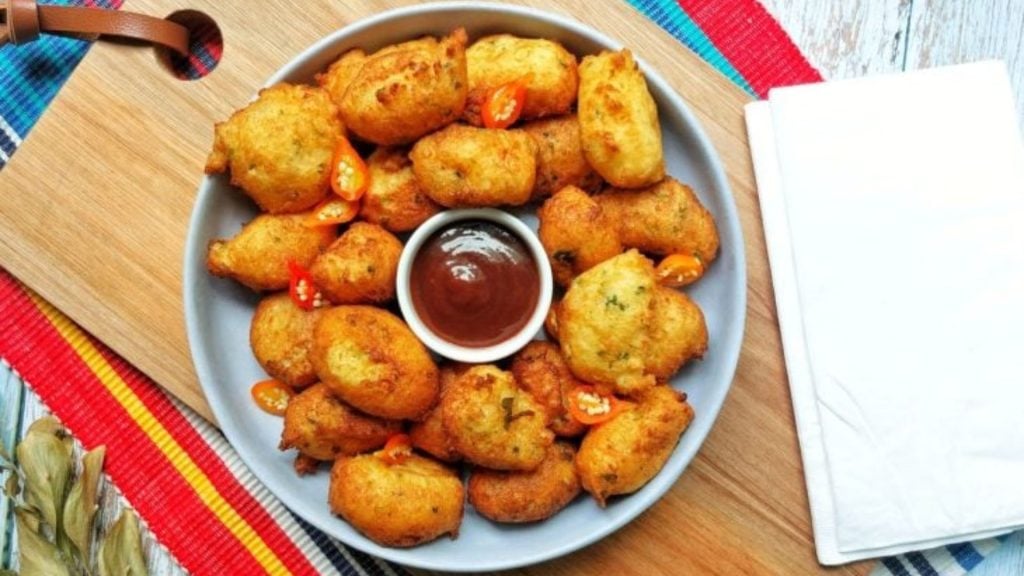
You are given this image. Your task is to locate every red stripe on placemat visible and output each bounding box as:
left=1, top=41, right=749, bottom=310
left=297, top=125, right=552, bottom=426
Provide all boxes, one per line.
left=0, top=271, right=317, bottom=575
left=676, top=0, right=823, bottom=96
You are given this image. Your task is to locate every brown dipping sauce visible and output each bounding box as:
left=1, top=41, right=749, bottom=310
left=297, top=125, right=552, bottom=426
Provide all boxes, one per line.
left=411, top=220, right=540, bottom=348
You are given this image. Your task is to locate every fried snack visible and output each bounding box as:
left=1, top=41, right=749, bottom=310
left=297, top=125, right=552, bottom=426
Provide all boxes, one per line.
left=360, top=147, right=442, bottom=232
left=468, top=442, right=581, bottom=523
left=279, top=383, right=401, bottom=460
left=537, top=186, right=623, bottom=287
left=519, top=115, right=601, bottom=200
left=576, top=386, right=693, bottom=506
left=545, top=299, right=561, bottom=341
left=409, top=364, right=469, bottom=462
left=316, top=49, right=367, bottom=107
left=510, top=341, right=587, bottom=438
left=646, top=288, right=708, bottom=380
left=312, top=306, right=439, bottom=420
left=464, top=35, right=578, bottom=124
left=330, top=452, right=464, bottom=547
left=596, top=177, right=719, bottom=262
left=558, top=250, right=658, bottom=395
left=340, top=29, right=468, bottom=145
left=410, top=124, right=537, bottom=208
left=309, top=222, right=402, bottom=305
left=205, top=84, right=344, bottom=213
left=441, top=365, right=554, bottom=471
left=206, top=213, right=335, bottom=291
left=577, top=49, right=664, bottom=189
left=293, top=453, right=319, bottom=476
left=250, top=293, right=324, bottom=388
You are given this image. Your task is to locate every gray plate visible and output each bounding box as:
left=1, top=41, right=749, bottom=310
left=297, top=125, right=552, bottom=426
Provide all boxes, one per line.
left=182, top=2, right=747, bottom=571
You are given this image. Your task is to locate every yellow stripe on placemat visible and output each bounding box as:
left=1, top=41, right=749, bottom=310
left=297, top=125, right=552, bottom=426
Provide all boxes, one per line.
left=27, top=292, right=293, bottom=576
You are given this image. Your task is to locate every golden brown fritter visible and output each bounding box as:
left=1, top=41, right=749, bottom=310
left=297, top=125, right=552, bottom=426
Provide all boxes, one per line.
left=646, top=288, right=708, bottom=380
left=519, top=115, right=602, bottom=200
left=309, top=222, right=402, bottom=305
left=537, top=186, right=623, bottom=287
left=410, top=124, right=537, bottom=208
left=510, top=341, right=588, bottom=438
left=558, top=250, right=658, bottom=396
left=250, top=293, right=324, bottom=388
left=441, top=365, right=553, bottom=471
left=545, top=300, right=561, bottom=341
left=205, top=83, right=344, bottom=213
left=468, top=442, right=581, bottom=523
left=340, top=29, right=468, bottom=145
left=329, top=452, right=464, bottom=547
left=206, top=213, right=335, bottom=291
left=279, top=383, right=401, bottom=460
left=464, top=35, right=578, bottom=124
left=312, top=306, right=439, bottom=420
left=577, top=49, right=664, bottom=189
left=576, top=386, right=693, bottom=506
left=408, top=364, right=469, bottom=462
left=596, top=177, right=719, bottom=262
left=558, top=251, right=709, bottom=395
left=315, top=49, right=367, bottom=108
left=359, top=147, right=442, bottom=232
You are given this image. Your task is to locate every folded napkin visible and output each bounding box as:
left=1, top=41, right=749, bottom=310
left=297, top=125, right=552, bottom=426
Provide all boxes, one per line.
left=746, top=61, right=1024, bottom=565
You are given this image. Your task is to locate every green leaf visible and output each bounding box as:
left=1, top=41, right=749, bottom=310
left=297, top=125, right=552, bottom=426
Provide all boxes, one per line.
left=64, top=446, right=106, bottom=562
left=16, top=424, right=73, bottom=533
left=15, top=508, right=71, bottom=576
left=98, top=511, right=148, bottom=576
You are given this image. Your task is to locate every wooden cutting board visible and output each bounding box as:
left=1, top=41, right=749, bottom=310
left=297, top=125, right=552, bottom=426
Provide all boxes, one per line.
left=0, top=0, right=867, bottom=573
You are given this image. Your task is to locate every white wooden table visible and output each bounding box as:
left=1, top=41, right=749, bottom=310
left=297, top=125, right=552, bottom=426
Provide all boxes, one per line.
left=2, top=1, right=1023, bottom=574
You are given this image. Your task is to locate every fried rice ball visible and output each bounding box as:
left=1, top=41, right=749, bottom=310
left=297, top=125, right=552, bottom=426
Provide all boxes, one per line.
left=410, top=124, right=537, bottom=208
left=316, top=49, right=367, bottom=108
left=577, top=49, right=664, bottom=189
left=330, top=452, right=464, bottom=547
left=409, top=364, right=469, bottom=462
left=312, top=306, right=439, bottom=420
left=558, top=250, right=658, bottom=396
left=309, top=222, right=402, bottom=305
left=250, top=293, right=325, bottom=388
left=205, top=84, right=344, bottom=213
left=468, top=442, right=581, bottom=523
left=442, top=365, right=554, bottom=471
left=510, top=341, right=588, bottom=438
left=464, top=35, right=578, bottom=125
left=359, top=147, right=442, bottom=232
left=646, top=288, right=708, bottom=380
left=576, top=386, right=694, bottom=506
left=206, top=213, right=335, bottom=291
left=596, top=177, right=719, bottom=262
left=537, top=185, right=623, bottom=287
left=279, top=383, right=401, bottom=460
left=519, top=115, right=602, bottom=200
left=339, top=29, right=468, bottom=145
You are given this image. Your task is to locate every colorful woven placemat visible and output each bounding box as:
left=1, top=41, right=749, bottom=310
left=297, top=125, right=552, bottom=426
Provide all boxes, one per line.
left=0, top=1, right=1005, bottom=575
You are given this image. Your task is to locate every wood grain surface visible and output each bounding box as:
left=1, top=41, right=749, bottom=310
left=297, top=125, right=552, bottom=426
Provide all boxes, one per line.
left=0, top=0, right=859, bottom=573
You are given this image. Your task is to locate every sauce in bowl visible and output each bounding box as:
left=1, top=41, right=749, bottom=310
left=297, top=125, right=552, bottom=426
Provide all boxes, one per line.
left=410, top=220, right=540, bottom=348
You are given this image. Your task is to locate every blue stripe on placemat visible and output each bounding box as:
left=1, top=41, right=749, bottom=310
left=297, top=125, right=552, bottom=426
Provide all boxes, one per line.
left=906, top=552, right=942, bottom=576
left=946, top=542, right=985, bottom=571
left=882, top=556, right=913, bottom=576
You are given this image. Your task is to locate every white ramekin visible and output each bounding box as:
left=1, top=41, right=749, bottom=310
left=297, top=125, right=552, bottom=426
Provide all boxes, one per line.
left=396, top=208, right=552, bottom=364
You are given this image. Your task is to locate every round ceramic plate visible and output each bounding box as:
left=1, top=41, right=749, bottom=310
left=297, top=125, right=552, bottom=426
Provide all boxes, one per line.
left=182, top=2, right=746, bottom=571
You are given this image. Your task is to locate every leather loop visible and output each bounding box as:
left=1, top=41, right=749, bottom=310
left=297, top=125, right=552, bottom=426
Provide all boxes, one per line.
left=2, top=0, right=189, bottom=55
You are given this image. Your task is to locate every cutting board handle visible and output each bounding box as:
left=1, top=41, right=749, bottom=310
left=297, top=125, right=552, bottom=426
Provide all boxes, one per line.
left=1, top=0, right=189, bottom=55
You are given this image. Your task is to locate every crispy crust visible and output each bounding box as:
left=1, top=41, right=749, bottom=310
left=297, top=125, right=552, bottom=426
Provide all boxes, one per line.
left=468, top=442, right=581, bottom=523
left=309, top=222, right=402, bottom=305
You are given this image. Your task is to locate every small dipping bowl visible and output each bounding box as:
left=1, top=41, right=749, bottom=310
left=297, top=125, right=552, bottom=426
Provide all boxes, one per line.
left=397, top=208, right=552, bottom=364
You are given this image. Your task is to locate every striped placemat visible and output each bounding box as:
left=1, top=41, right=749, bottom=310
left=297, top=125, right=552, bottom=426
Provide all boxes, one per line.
left=0, top=1, right=1007, bottom=574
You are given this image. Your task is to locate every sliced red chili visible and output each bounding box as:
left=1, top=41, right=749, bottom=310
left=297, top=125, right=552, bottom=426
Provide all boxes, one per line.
left=379, top=433, right=413, bottom=465
left=567, top=385, right=625, bottom=425
left=287, top=260, right=323, bottom=311
left=251, top=379, right=294, bottom=416
left=481, top=80, right=527, bottom=129
left=330, top=136, right=369, bottom=201
left=655, top=253, right=705, bottom=288
left=305, top=196, right=359, bottom=227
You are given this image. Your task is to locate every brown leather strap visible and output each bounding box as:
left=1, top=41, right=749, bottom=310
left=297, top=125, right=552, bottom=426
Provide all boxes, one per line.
left=1, top=0, right=189, bottom=55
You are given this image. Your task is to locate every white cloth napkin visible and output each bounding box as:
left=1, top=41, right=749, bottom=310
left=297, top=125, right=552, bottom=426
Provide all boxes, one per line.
left=745, top=61, right=1024, bottom=565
